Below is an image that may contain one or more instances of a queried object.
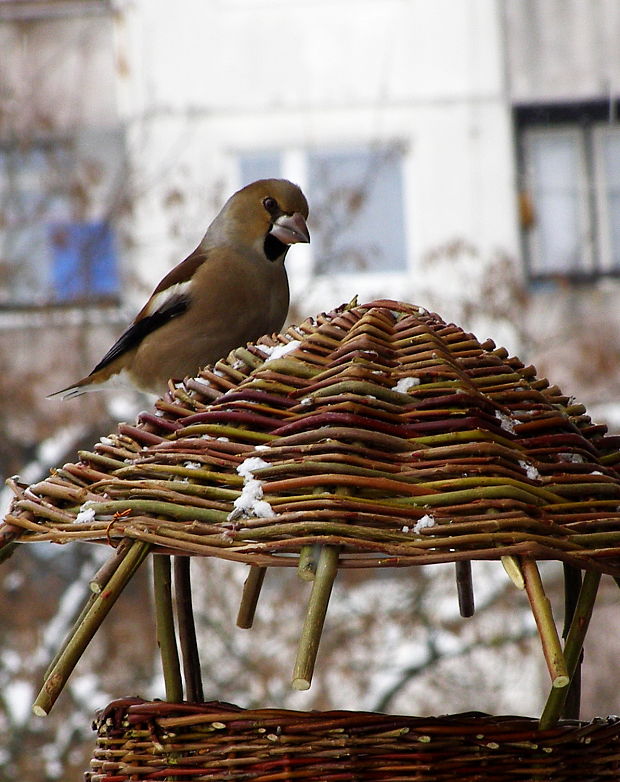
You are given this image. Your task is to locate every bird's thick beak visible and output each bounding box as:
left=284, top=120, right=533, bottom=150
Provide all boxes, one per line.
left=269, top=212, right=310, bottom=245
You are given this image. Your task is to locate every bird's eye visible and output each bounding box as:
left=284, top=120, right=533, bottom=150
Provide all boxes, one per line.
left=263, top=197, right=278, bottom=213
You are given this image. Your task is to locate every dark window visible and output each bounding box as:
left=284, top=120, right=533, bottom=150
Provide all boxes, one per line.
left=515, top=100, right=620, bottom=282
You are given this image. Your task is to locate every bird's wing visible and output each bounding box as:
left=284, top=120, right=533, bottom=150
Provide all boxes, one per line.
left=89, top=249, right=207, bottom=376
left=88, top=290, right=190, bottom=376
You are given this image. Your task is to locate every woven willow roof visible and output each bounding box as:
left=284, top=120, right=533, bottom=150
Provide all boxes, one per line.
left=6, top=299, right=620, bottom=574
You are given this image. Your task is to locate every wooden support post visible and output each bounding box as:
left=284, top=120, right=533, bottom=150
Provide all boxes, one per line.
left=153, top=555, right=183, bottom=703
left=561, top=564, right=583, bottom=720
left=298, top=544, right=321, bottom=582
left=33, top=541, right=150, bottom=716
left=522, top=558, right=569, bottom=689
left=455, top=560, right=475, bottom=617
left=292, top=545, right=340, bottom=691
left=539, top=570, right=601, bottom=730
left=237, top=565, right=267, bottom=629
left=173, top=556, right=203, bottom=702
left=501, top=555, right=525, bottom=590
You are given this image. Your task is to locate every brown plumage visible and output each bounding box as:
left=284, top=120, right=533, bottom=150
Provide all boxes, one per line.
left=52, top=179, right=309, bottom=397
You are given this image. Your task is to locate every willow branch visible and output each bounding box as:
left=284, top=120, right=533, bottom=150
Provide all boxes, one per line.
left=292, top=545, right=340, bottom=691
left=33, top=541, right=149, bottom=716
left=236, top=565, right=267, bottom=629
left=173, top=556, right=203, bottom=702
left=153, top=555, right=183, bottom=703
left=522, top=558, right=568, bottom=689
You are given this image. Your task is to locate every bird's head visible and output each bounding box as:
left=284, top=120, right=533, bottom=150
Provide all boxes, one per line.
left=206, top=178, right=310, bottom=261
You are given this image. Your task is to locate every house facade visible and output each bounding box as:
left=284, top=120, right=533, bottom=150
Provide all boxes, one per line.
left=1, top=0, right=619, bottom=450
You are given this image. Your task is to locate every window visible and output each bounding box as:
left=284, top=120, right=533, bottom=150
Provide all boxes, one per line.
left=0, top=1, right=110, bottom=21
left=49, top=221, right=119, bottom=302
left=308, top=148, right=407, bottom=274
left=237, top=145, right=408, bottom=275
left=596, top=126, right=620, bottom=271
left=516, top=101, right=620, bottom=281
left=0, top=143, right=120, bottom=306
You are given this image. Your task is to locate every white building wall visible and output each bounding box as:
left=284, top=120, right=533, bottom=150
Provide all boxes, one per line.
left=116, top=0, right=519, bottom=324
left=504, top=0, right=620, bottom=102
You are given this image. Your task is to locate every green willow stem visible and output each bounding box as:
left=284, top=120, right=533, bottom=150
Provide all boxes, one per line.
left=561, top=564, right=583, bottom=720
left=298, top=544, right=322, bottom=582
left=292, top=545, right=340, bottom=691
left=173, top=556, right=203, bottom=702
left=89, top=539, right=133, bottom=593
left=236, top=565, right=267, bottom=629
left=33, top=541, right=150, bottom=717
left=44, top=592, right=98, bottom=681
left=71, top=499, right=229, bottom=524
left=501, top=555, right=525, bottom=590
left=521, top=558, right=569, bottom=689
left=539, top=570, right=601, bottom=729
left=153, top=555, right=183, bottom=703
left=297, top=492, right=326, bottom=583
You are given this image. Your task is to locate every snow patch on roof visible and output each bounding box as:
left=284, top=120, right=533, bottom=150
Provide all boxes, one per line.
left=261, top=340, right=302, bottom=363
left=392, top=376, right=421, bottom=393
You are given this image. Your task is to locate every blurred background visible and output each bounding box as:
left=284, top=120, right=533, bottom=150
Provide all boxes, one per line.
left=1, top=1, right=620, bottom=779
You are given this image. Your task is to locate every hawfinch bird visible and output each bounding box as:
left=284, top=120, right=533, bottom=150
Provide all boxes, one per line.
left=53, top=179, right=309, bottom=397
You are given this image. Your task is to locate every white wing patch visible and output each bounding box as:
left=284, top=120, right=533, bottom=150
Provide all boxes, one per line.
left=144, top=280, right=193, bottom=317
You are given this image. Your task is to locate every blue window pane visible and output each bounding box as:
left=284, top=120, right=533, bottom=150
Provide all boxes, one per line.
left=239, top=152, right=282, bottom=185
left=308, top=148, right=407, bottom=274
left=49, top=221, right=119, bottom=301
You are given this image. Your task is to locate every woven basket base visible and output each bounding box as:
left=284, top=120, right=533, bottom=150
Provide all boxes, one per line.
left=86, top=698, right=620, bottom=781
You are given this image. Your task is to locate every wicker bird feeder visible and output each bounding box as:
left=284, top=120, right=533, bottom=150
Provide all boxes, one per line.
left=3, top=299, right=620, bottom=780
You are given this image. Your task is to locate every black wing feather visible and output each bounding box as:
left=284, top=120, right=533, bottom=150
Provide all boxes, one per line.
left=89, top=295, right=190, bottom=376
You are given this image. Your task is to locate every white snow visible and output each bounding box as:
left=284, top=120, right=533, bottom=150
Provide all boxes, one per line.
left=559, top=452, right=584, bottom=463
left=494, top=410, right=516, bottom=434
left=261, top=340, right=302, bottom=363
left=232, top=479, right=275, bottom=519
left=236, top=457, right=270, bottom=479
left=414, top=514, right=435, bottom=533
left=229, top=457, right=275, bottom=519
left=392, top=377, right=421, bottom=393
left=519, top=460, right=540, bottom=480
left=75, top=507, right=96, bottom=524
